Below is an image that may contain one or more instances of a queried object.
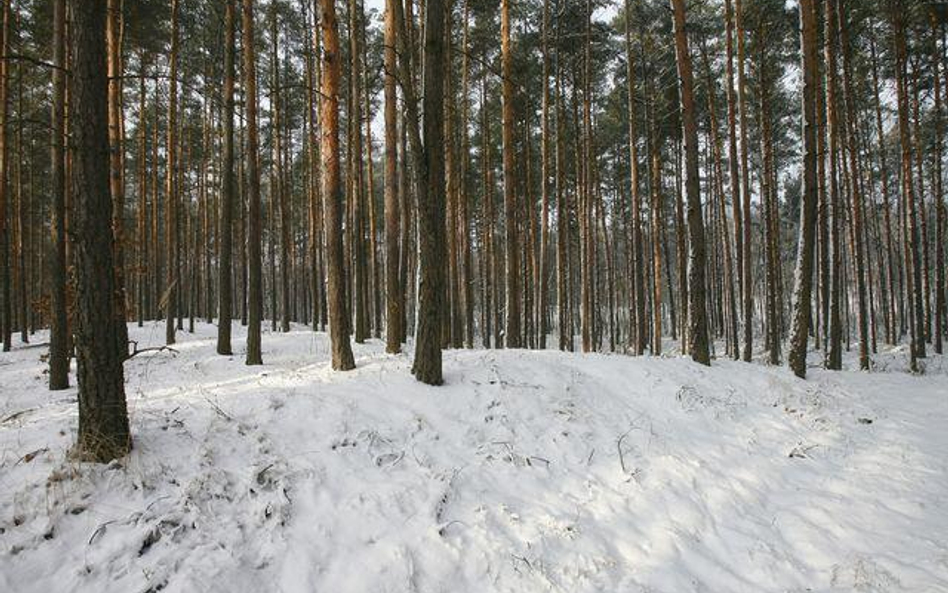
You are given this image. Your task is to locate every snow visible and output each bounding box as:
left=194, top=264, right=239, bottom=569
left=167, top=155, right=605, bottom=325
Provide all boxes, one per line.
left=1, top=323, right=947, bottom=592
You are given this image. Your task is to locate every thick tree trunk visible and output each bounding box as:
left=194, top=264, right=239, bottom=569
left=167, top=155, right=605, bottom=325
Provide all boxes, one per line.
left=411, top=0, right=447, bottom=384
left=319, top=0, right=355, bottom=370
left=670, top=0, right=710, bottom=365
left=70, top=0, right=131, bottom=462
left=788, top=0, right=820, bottom=378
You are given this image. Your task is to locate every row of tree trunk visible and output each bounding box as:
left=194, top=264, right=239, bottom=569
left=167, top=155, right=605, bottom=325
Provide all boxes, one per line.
left=0, top=0, right=945, bottom=459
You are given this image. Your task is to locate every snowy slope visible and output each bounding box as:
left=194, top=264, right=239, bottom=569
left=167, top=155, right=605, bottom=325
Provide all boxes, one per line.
left=1, top=323, right=947, bottom=593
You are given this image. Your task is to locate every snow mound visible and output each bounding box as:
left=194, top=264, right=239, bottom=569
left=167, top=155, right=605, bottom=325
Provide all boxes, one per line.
left=1, top=323, right=947, bottom=592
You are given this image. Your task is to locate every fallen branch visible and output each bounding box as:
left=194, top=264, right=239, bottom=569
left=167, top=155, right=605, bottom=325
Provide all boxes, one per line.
left=126, top=340, right=179, bottom=360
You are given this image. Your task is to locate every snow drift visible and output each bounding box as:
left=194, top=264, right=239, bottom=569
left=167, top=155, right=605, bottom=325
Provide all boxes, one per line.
left=1, top=323, right=946, bottom=592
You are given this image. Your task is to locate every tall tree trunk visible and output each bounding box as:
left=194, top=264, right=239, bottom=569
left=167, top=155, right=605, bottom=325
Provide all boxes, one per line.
left=838, top=0, right=869, bottom=370
left=107, top=0, right=128, bottom=357
left=501, top=0, right=520, bottom=349
left=384, top=0, right=401, bottom=354
left=724, top=0, right=743, bottom=336
left=410, top=0, right=447, bottom=384
left=350, top=0, right=368, bottom=343
left=870, top=35, right=897, bottom=347
left=625, top=0, right=646, bottom=355
left=539, top=0, right=551, bottom=350
left=460, top=0, right=474, bottom=349
left=934, top=15, right=946, bottom=355
left=670, top=0, right=710, bottom=365
left=243, top=0, right=263, bottom=365
left=319, top=0, right=355, bottom=370
left=218, top=0, right=236, bottom=355
left=825, top=0, right=843, bottom=370
left=555, top=31, right=568, bottom=351
left=788, top=0, right=820, bottom=378
left=136, top=52, right=147, bottom=327
left=70, top=0, right=131, bottom=462
left=735, top=0, right=753, bottom=361
left=0, top=0, right=9, bottom=352
left=270, top=6, right=291, bottom=333
left=891, top=2, right=925, bottom=369
left=49, top=0, right=69, bottom=389
left=164, top=0, right=179, bottom=346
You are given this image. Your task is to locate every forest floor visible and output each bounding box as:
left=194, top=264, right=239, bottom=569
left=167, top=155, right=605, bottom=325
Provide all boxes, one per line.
left=1, top=322, right=947, bottom=593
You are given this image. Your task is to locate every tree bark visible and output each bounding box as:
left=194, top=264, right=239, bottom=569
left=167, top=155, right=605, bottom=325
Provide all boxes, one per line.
left=319, top=0, right=355, bottom=370
left=501, top=0, right=520, bottom=349
left=411, top=0, right=447, bottom=384
left=70, top=0, right=131, bottom=462
left=384, top=0, right=401, bottom=354
left=48, top=0, right=69, bottom=389
left=670, top=0, right=710, bottom=365
left=218, top=0, right=236, bottom=355
left=788, top=0, right=820, bottom=378
left=243, top=0, right=263, bottom=365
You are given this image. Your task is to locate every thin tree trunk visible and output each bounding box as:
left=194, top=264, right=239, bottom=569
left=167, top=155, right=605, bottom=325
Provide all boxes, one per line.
left=502, top=0, right=520, bottom=349
left=384, top=0, right=401, bottom=354
left=0, top=0, right=10, bottom=352
left=243, top=0, right=263, bottom=365
left=164, top=0, right=179, bottom=346
left=49, top=0, right=69, bottom=389
left=217, top=0, right=236, bottom=355
left=735, top=0, right=753, bottom=362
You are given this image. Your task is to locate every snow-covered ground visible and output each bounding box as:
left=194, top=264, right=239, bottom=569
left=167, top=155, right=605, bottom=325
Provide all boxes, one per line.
left=1, top=322, right=947, bottom=593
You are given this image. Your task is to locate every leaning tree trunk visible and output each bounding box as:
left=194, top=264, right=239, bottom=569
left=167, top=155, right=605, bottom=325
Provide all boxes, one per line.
left=70, top=0, right=131, bottom=462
